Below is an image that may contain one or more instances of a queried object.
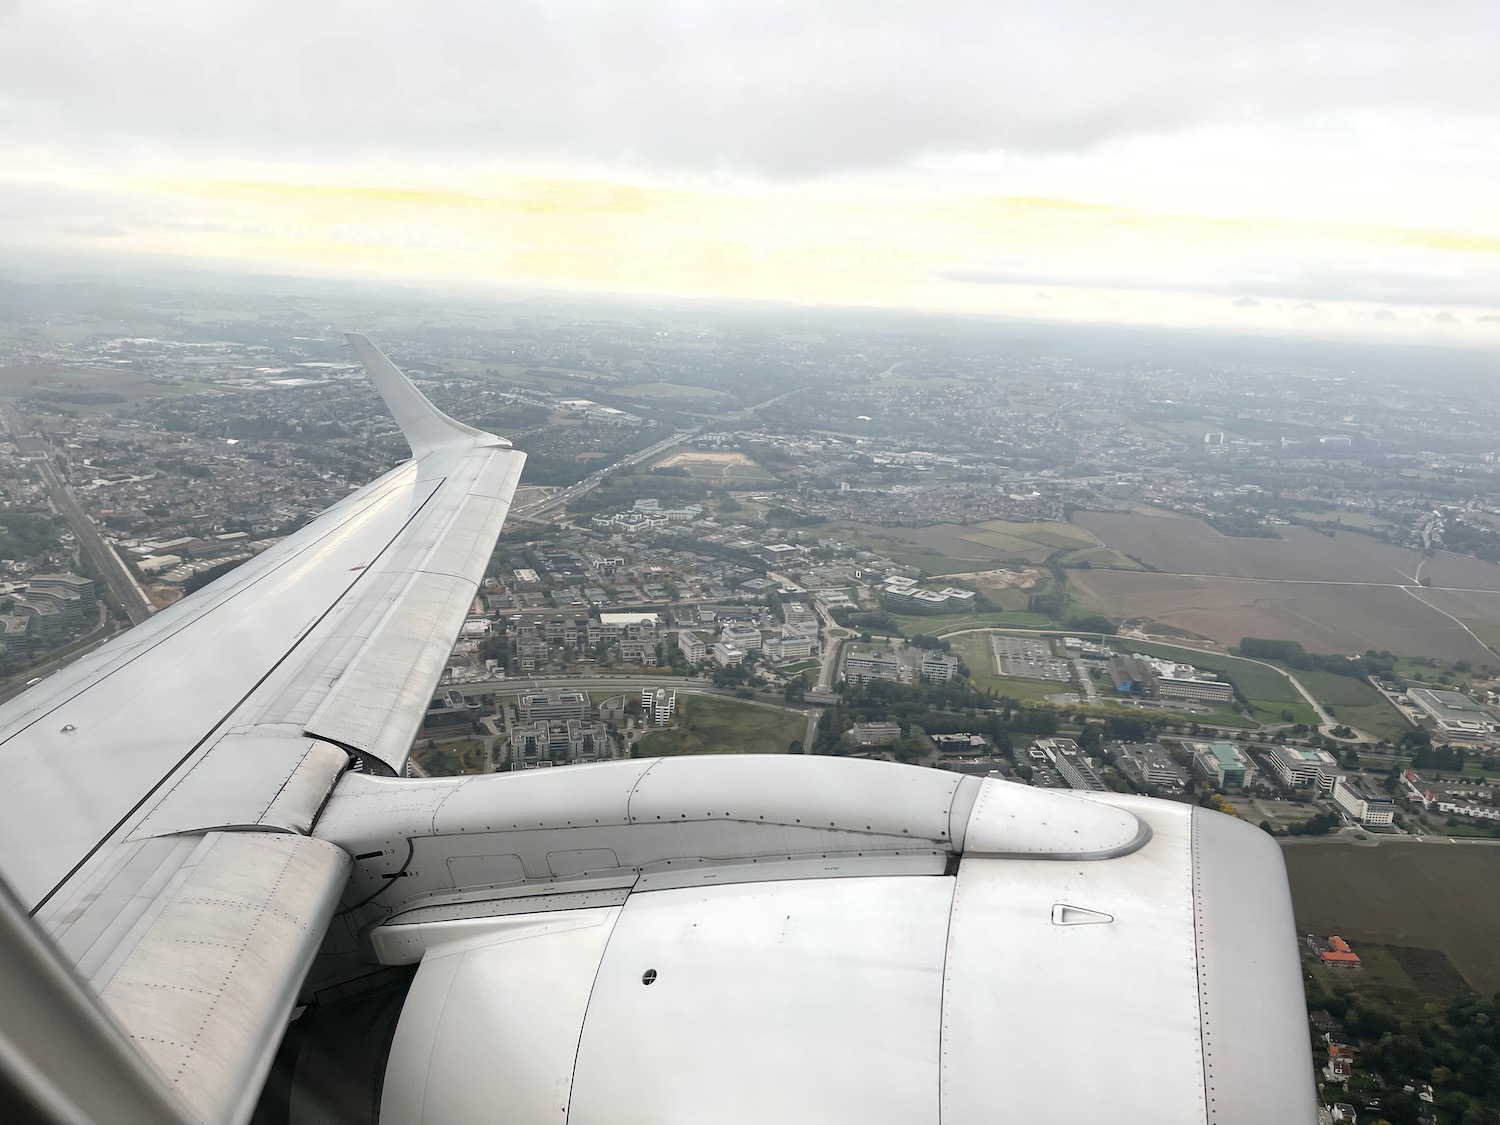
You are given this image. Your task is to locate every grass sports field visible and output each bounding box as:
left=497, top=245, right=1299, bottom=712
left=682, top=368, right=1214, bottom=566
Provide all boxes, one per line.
left=1282, top=840, right=1500, bottom=994
left=636, top=694, right=804, bottom=757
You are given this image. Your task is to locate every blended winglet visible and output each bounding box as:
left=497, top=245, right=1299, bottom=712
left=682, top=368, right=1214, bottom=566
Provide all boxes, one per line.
left=345, top=332, right=510, bottom=457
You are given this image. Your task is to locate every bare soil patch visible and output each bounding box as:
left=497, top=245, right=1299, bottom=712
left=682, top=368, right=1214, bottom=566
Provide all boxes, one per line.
left=1282, top=841, right=1500, bottom=994
left=1416, top=588, right=1500, bottom=654
left=1075, top=509, right=1428, bottom=583
left=1068, top=570, right=1496, bottom=662
left=657, top=450, right=755, bottom=468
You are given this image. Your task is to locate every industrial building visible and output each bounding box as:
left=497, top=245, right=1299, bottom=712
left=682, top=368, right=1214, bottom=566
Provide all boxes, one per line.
left=1108, top=654, right=1234, bottom=704
left=512, top=719, right=610, bottom=764
left=1191, top=741, right=1255, bottom=791
left=1035, top=738, right=1108, bottom=793
left=763, top=630, right=815, bottom=662
left=1332, top=777, right=1395, bottom=827
left=881, top=577, right=977, bottom=614
left=720, top=623, right=763, bottom=653
left=1407, top=688, right=1499, bottom=737
left=642, top=688, right=676, bottom=726
left=920, top=652, right=960, bottom=683
left=675, top=630, right=710, bottom=663
left=1112, top=742, right=1190, bottom=793
left=930, top=733, right=990, bottom=754
left=847, top=721, right=902, bottom=747
left=518, top=689, right=591, bottom=723
left=1262, top=745, right=1341, bottom=795
left=843, top=646, right=910, bottom=686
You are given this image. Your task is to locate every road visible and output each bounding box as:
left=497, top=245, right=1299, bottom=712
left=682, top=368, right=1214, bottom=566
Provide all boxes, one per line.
left=0, top=608, right=120, bottom=702
left=1070, top=651, right=1102, bottom=705
left=2, top=403, right=154, bottom=626
left=1281, top=830, right=1500, bottom=849
left=513, top=389, right=800, bottom=520
left=449, top=674, right=814, bottom=758
left=35, top=459, right=154, bottom=625
left=516, top=430, right=689, bottom=519
left=449, top=674, right=805, bottom=716
left=764, top=570, right=848, bottom=751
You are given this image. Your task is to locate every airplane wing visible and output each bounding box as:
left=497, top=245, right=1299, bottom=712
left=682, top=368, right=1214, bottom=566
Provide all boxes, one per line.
left=0, top=334, right=524, bottom=1123
left=0, top=337, right=1317, bottom=1125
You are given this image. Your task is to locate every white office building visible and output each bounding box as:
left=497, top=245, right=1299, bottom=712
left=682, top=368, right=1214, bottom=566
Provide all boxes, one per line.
left=1332, top=777, right=1395, bottom=827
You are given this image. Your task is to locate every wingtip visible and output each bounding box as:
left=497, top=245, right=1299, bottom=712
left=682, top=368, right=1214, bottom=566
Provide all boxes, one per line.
left=343, top=333, right=511, bottom=455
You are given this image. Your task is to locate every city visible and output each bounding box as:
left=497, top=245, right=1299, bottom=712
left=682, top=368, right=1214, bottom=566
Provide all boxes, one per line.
left=2, top=273, right=1499, bottom=1121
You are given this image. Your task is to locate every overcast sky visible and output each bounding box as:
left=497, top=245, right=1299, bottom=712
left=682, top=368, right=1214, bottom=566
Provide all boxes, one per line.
left=2, top=0, right=1498, bottom=341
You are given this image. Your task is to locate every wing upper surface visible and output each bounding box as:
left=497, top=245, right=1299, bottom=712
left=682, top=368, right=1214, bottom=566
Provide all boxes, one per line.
left=0, top=336, right=524, bottom=910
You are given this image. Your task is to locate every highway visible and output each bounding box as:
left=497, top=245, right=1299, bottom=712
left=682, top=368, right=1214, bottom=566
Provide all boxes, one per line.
left=514, top=388, right=800, bottom=520
left=2, top=404, right=154, bottom=626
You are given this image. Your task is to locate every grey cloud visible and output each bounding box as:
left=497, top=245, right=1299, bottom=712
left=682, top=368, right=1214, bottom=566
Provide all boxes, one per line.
left=1433, top=311, right=1459, bottom=322
left=1480, top=315, right=1500, bottom=322
left=0, top=181, right=235, bottom=247
left=943, top=259, right=1500, bottom=310
left=0, top=0, right=1496, bottom=177
left=1231, top=296, right=1260, bottom=307
left=1371, top=309, right=1398, bottom=320
left=52, top=217, right=127, bottom=238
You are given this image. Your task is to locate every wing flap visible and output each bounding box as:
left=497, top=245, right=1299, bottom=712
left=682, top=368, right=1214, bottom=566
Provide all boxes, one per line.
left=306, top=571, right=476, bottom=772
left=95, top=832, right=350, bottom=1125
left=127, top=736, right=347, bottom=840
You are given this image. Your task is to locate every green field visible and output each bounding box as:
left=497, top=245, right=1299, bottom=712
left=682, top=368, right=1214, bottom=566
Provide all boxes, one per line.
left=949, top=632, right=1075, bottom=703
left=1286, top=667, right=1413, bottom=742
left=963, top=519, right=1099, bottom=554
left=636, top=695, right=804, bottom=757
left=891, top=611, right=1053, bottom=636
left=1292, top=510, right=1398, bottom=533
left=882, top=550, right=991, bottom=576
left=620, top=382, right=727, bottom=399
left=1056, top=546, right=1145, bottom=570
left=412, top=739, right=487, bottom=776
left=838, top=519, right=1103, bottom=571
left=1304, top=941, right=1474, bottom=1020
